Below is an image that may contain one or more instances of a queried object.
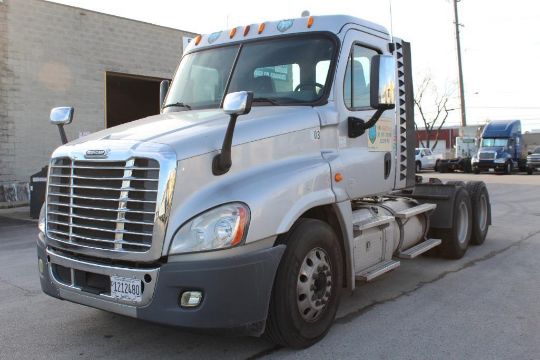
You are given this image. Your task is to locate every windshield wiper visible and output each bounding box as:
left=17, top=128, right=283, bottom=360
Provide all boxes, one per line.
left=252, top=97, right=280, bottom=106
left=162, top=102, right=192, bottom=110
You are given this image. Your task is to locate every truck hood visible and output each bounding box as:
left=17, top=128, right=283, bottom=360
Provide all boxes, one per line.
left=478, top=147, right=510, bottom=159
left=64, top=107, right=321, bottom=160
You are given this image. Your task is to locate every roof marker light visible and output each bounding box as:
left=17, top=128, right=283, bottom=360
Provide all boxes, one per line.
left=258, top=22, right=265, bottom=34
left=307, top=16, right=314, bottom=28
left=243, top=25, right=251, bottom=36
left=229, top=27, right=237, bottom=39
left=194, top=35, right=202, bottom=45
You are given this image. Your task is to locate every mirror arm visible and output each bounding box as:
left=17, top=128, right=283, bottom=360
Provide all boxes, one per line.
left=212, top=114, right=238, bottom=176
left=57, top=124, right=68, bottom=145
left=348, top=108, right=389, bottom=138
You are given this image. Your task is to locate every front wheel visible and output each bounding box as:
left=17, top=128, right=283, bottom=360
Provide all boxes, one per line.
left=265, top=219, right=343, bottom=349
left=504, top=161, right=512, bottom=175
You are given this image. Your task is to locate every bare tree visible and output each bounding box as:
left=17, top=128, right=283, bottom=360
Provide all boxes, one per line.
left=414, top=75, right=456, bottom=151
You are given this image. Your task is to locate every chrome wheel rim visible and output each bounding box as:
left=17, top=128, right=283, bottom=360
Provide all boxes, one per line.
left=478, top=193, right=488, bottom=232
left=457, top=201, right=469, bottom=245
left=296, top=247, right=332, bottom=322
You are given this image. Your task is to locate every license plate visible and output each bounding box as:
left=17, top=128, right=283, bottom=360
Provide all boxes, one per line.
left=110, top=275, right=142, bottom=302
left=489, top=168, right=495, bottom=172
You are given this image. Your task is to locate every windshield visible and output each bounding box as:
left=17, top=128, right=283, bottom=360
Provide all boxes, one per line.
left=164, top=35, right=336, bottom=111
left=533, top=146, right=540, bottom=154
left=481, top=138, right=508, bottom=147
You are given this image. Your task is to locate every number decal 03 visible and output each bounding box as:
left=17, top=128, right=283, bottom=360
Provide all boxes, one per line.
left=311, top=129, right=321, bottom=140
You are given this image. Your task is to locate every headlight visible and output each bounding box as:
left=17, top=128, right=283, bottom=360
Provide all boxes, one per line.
left=169, top=203, right=250, bottom=255
left=38, top=204, right=46, bottom=233
left=494, top=158, right=506, bottom=163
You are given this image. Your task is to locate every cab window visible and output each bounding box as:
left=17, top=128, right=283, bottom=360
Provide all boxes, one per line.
left=344, top=45, right=378, bottom=109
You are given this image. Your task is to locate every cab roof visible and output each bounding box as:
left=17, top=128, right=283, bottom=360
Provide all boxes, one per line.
left=185, top=15, right=390, bottom=53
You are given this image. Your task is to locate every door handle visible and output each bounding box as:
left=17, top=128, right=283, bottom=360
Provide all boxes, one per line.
left=384, top=152, right=391, bottom=179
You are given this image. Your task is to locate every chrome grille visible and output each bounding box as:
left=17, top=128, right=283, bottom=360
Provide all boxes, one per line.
left=479, top=152, right=495, bottom=160
left=46, top=157, right=159, bottom=252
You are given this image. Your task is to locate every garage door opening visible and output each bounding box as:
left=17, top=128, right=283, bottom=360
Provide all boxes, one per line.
left=106, top=72, right=168, bottom=128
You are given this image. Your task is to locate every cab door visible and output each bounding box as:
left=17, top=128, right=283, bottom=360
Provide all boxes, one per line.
left=334, top=29, right=397, bottom=199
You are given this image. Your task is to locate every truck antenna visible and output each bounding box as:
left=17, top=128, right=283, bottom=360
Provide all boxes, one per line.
left=388, top=0, right=394, bottom=42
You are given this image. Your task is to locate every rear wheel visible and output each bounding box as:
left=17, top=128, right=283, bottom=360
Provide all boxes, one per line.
left=466, top=181, right=490, bottom=245
left=265, top=219, right=343, bottom=349
left=416, top=161, right=422, bottom=173
left=527, top=168, right=533, bottom=175
left=430, top=187, right=472, bottom=259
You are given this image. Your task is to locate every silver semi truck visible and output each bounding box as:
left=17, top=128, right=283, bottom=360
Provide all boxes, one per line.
left=38, top=15, right=491, bottom=348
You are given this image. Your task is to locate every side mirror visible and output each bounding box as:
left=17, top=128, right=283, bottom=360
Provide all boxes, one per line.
left=50, top=107, right=74, bottom=145
left=160, top=80, right=170, bottom=109
left=50, top=107, right=74, bottom=125
left=348, top=55, right=395, bottom=139
left=223, top=91, right=253, bottom=115
left=370, top=55, right=396, bottom=110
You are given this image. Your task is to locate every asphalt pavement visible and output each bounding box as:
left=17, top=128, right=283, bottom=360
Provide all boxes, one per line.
left=1, top=172, right=539, bottom=359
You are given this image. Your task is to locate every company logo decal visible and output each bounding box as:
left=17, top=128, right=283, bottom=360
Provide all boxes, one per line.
left=368, top=126, right=377, bottom=144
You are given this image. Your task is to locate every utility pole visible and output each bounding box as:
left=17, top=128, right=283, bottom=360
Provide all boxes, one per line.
left=453, top=0, right=467, bottom=127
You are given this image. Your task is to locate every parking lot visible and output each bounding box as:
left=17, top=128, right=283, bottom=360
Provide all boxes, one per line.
left=1, top=172, right=539, bottom=360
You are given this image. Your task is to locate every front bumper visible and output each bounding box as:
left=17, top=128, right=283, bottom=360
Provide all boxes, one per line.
left=472, top=160, right=506, bottom=171
left=37, top=235, right=285, bottom=336
left=527, top=161, right=540, bottom=170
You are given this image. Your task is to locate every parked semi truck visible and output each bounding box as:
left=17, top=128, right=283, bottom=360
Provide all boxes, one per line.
left=37, top=15, right=491, bottom=348
left=437, top=136, right=477, bottom=173
left=471, top=119, right=525, bottom=174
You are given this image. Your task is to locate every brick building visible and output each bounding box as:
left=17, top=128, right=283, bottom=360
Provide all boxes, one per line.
left=0, top=0, right=195, bottom=202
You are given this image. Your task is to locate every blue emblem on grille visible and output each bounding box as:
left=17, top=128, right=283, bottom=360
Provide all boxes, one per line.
left=277, top=19, right=294, bottom=32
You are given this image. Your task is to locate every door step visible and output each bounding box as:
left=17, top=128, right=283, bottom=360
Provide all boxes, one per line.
left=394, top=203, right=436, bottom=219
left=355, top=259, right=400, bottom=282
left=398, top=238, right=442, bottom=259
left=353, top=215, right=394, bottom=232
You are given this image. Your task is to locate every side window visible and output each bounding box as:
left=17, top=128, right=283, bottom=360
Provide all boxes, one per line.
left=425, top=149, right=432, bottom=156
left=344, top=45, right=378, bottom=109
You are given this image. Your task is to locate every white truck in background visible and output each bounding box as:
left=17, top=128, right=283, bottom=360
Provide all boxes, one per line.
left=415, top=147, right=443, bottom=172
left=38, top=15, right=492, bottom=348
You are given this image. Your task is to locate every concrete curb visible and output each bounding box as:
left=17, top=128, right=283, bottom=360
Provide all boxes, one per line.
left=0, top=201, right=29, bottom=209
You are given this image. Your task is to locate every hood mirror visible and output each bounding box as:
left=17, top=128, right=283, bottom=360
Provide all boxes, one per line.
left=212, top=91, right=254, bottom=176
left=223, top=91, right=253, bottom=115
left=49, top=107, right=74, bottom=145
left=50, top=107, right=74, bottom=125
left=159, top=80, right=170, bottom=109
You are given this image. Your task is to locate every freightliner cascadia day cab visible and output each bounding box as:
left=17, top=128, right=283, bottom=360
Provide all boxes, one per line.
left=38, top=15, right=492, bottom=348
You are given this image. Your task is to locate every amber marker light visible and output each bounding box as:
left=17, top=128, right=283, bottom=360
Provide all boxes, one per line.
left=243, top=25, right=251, bottom=36
left=258, top=22, right=266, bottom=34
left=335, top=173, right=344, bottom=182
left=229, top=27, right=237, bottom=39
left=194, top=35, right=202, bottom=45
left=307, top=16, right=314, bottom=28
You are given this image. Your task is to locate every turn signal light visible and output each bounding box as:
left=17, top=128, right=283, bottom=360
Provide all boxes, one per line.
left=307, top=16, right=314, bottom=28
left=335, top=173, right=343, bottom=182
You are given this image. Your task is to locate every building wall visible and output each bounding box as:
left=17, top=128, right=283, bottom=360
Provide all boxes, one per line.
left=416, top=128, right=460, bottom=153
left=0, top=0, right=194, bottom=184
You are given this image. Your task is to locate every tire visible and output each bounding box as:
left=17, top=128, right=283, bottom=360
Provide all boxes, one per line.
left=473, top=168, right=480, bottom=174
left=504, top=161, right=512, bottom=175
left=416, top=161, right=422, bottom=173
left=527, top=168, right=533, bottom=175
left=466, top=181, right=490, bottom=245
left=265, top=219, right=343, bottom=349
left=464, top=159, right=473, bottom=173
left=434, top=160, right=440, bottom=172
left=430, top=187, right=472, bottom=259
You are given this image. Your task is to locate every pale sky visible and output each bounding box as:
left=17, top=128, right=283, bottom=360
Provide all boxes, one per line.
left=47, top=0, right=540, bottom=131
